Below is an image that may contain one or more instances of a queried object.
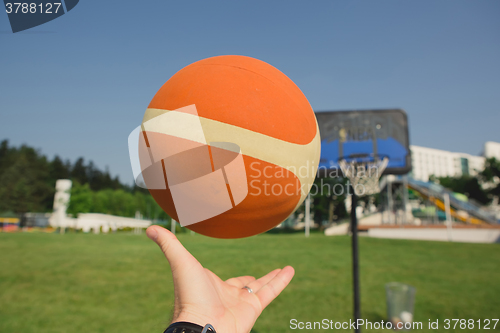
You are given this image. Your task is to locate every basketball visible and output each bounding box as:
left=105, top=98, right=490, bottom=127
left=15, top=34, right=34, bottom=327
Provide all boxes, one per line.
left=139, top=55, right=320, bottom=238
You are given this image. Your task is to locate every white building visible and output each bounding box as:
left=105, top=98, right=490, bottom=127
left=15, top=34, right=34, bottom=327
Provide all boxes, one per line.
left=410, top=142, right=499, bottom=182
left=483, top=141, right=500, bottom=160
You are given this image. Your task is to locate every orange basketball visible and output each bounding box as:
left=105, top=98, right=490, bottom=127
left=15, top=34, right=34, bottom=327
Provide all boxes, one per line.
left=140, top=55, right=320, bottom=238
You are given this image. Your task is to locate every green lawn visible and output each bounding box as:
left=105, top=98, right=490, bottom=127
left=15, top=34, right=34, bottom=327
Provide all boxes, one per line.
left=0, top=232, right=499, bottom=332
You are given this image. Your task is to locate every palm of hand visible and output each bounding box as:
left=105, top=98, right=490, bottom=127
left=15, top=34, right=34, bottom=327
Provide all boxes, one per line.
left=147, top=226, right=294, bottom=333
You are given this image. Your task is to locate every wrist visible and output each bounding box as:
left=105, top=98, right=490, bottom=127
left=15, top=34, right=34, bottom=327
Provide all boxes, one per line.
left=164, top=321, right=215, bottom=333
left=173, top=311, right=217, bottom=329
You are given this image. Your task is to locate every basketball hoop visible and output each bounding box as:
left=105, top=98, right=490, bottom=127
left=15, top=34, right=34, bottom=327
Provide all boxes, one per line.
left=316, top=110, right=410, bottom=333
left=338, top=154, right=389, bottom=196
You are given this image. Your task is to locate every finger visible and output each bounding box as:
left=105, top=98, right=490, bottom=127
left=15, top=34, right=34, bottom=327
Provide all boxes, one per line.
left=225, top=275, right=256, bottom=288
left=250, top=269, right=281, bottom=292
left=246, top=268, right=281, bottom=292
left=146, top=225, right=202, bottom=276
left=256, top=266, right=295, bottom=309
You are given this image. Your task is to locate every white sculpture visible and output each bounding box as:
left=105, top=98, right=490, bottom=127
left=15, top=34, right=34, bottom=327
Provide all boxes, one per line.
left=50, top=179, right=72, bottom=231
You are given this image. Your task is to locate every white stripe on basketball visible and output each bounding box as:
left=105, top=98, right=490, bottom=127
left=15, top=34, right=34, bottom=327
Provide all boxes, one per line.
left=142, top=107, right=320, bottom=210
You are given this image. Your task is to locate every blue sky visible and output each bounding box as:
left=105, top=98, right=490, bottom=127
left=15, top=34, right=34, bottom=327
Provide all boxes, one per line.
left=1, top=1, right=499, bottom=184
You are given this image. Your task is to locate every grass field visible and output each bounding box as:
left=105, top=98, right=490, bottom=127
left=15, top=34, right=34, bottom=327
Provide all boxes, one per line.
left=0, top=231, right=499, bottom=332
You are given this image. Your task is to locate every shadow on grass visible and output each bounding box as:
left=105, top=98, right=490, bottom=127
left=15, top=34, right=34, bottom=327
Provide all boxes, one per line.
left=265, top=227, right=323, bottom=235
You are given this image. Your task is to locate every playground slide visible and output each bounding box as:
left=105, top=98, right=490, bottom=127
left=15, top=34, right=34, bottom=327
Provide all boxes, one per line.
left=407, top=178, right=498, bottom=225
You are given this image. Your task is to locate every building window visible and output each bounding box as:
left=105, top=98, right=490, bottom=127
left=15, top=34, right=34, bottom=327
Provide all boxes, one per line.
left=461, top=158, right=469, bottom=176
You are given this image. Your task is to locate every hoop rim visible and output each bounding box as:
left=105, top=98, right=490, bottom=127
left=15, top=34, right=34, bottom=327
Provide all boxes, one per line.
left=338, top=153, right=390, bottom=196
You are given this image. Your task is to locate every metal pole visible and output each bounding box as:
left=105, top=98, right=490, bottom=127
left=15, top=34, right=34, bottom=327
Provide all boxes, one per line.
left=387, top=178, right=393, bottom=225
left=350, top=188, right=361, bottom=333
left=305, top=194, right=311, bottom=238
left=402, top=176, right=409, bottom=225
left=171, top=219, right=176, bottom=235
left=444, top=193, right=453, bottom=241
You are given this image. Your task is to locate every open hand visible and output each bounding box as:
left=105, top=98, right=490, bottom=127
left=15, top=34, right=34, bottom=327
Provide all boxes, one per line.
left=146, top=225, right=295, bottom=333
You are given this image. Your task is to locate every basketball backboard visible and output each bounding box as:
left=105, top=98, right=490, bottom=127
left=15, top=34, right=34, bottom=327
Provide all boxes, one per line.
left=316, top=109, right=411, bottom=176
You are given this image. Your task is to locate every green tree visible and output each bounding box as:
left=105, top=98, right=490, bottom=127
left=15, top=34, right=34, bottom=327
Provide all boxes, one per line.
left=480, top=157, right=500, bottom=199
left=310, top=176, right=348, bottom=225
left=93, top=189, right=136, bottom=217
left=438, top=175, right=490, bottom=205
left=67, top=182, right=94, bottom=216
left=49, top=155, right=70, bottom=184
left=0, top=140, right=169, bottom=220
left=71, top=157, right=88, bottom=186
left=0, top=149, right=52, bottom=215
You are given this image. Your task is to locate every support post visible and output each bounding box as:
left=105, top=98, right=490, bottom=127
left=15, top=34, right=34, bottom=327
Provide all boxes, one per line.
left=444, top=193, right=453, bottom=241
left=350, top=188, right=361, bottom=333
left=305, top=194, right=311, bottom=238
left=402, top=176, right=409, bottom=225
left=387, top=178, right=393, bottom=225
left=171, top=219, right=176, bottom=235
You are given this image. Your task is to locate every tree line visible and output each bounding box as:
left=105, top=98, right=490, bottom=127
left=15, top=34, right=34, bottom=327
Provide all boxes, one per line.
left=0, top=140, right=169, bottom=220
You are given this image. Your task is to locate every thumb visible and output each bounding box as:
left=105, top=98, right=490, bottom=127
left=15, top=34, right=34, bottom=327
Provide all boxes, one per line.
left=146, top=225, right=202, bottom=276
